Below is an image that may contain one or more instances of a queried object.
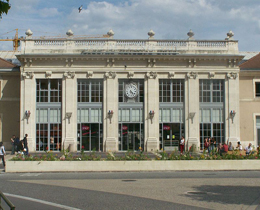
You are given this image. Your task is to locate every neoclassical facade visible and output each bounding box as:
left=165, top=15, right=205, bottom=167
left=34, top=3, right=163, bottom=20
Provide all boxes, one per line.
left=16, top=29, right=243, bottom=152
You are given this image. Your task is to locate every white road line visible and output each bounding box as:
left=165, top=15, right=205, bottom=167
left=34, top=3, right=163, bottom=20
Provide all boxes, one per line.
left=4, top=193, right=81, bottom=210
left=20, top=173, right=42, bottom=176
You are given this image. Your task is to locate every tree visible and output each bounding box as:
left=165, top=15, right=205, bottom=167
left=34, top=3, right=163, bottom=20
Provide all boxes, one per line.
left=0, top=0, right=11, bottom=19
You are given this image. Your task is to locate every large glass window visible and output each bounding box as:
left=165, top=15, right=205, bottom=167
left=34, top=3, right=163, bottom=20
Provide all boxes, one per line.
left=78, top=80, right=103, bottom=102
left=199, top=80, right=225, bottom=149
left=159, top=79, right=184, bottom=102
left=37, top=79, right=62, bottom=103
left=77, top=79, right=103, bottom=151
left=36, top=79, right=62, bottom=151
left=159, top=79, right=185, bottom=150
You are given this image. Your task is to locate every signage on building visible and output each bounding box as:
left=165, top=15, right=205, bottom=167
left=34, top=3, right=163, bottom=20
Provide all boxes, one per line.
left=82, top=126, right=90, bottom=131
left=122, top=125, right=128, bottom=130
left=163, top=125, right=171, bottom=130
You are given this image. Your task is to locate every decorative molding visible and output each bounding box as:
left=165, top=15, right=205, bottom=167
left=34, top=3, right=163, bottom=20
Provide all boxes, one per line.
left=65, top=58, right=73, bottom=67
left=208, top=72, right=215, bottom=79
left=147, top=59, right=156, bottom=67
left=168, top=72, right=175, bottom=79
left=24, top=58, right=33, bottom=67
left=22, top=71, right=34, bottom=79
left=187, top=71, right=198, bottom=79
left=227, top=72, right=238, bottom=80
left=86, top=71, right=93, bottom=78
left=146, top=71, right=157, bottom=79
left=104, top=71, right=116, bottom=79
left=106, top=58, right=115, bottom=67
left=45, top=71, right=52, bottom=78
left=63, top=71, right=75, bottom=79
left=128, top=71, right=134, bottom=79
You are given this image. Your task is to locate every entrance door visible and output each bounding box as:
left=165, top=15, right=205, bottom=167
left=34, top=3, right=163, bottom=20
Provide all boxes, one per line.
left=77, top=123, right=102, bottom=151
left=160, top=123, right=184, bottom=150
left=119, top=123, right=143, bottom=151
left=257, top=129, right=260, bottom=147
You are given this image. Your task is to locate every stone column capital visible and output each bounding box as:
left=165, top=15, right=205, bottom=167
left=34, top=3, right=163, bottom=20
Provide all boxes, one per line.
left=63, top=71, right=75, bottom=79
left=22, top=71, right=34, bottom=79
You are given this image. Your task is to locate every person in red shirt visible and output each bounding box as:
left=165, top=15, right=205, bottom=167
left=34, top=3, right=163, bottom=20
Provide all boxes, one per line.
left=220, top=143, right=228, bottom=156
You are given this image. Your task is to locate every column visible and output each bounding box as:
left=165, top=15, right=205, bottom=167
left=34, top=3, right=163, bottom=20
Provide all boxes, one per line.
left=21, top=71, right=36, bottom=152
left=226, top=72, right=240, bottom=145
left=63, top=71, right=77, bottom=151
left=104, top=71, right=118, bottom=152
left=186, top=72, right=200, bottom=151
left=145, top=71, right=159, bottom=151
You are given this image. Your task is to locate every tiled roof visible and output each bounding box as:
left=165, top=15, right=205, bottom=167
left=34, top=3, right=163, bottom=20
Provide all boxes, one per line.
left=238, top=51, right=259, bottom=65
left=0, top=57, right=17, bottom=68
left=239, top=53, right=260, bottom=69
left=0, top=51, right=21, bottom=66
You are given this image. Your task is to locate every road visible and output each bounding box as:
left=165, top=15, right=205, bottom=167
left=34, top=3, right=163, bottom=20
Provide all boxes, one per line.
left=0, top=169, right=260, bottom=210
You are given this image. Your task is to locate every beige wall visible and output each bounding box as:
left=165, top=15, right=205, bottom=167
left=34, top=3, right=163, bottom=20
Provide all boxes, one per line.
left=0, top=72, right=20, bottom=150
left=240, top=74, right=260, bottom=148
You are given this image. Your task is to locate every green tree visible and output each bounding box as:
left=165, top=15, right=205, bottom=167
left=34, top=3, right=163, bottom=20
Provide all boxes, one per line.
left=0, top=0, right=11, bottom=19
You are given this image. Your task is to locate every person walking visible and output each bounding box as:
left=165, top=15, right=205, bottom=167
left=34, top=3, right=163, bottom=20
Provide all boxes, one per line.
left=10, top=135, right=16, bottom=155
left=23, top=134, right=29, bottom=155
left=0, top=142, right=6, bottom=167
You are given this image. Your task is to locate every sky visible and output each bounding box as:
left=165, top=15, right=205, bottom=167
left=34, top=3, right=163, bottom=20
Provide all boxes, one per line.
left=0, top=0, right=260, bottom=52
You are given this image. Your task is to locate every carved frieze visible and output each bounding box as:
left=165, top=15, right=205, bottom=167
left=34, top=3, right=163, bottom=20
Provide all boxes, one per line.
left=146, top=71, right=157, bottom=79
left=187, top=71, right=198, bottom=79
left=168, top=72, right=175, bottom=79
left=22, top=71, right=34, bottom=79
left=86, top=71, right=93, bottom=78
left=147, top=59, right=156, bottom=67
left=63, top=71, right=75, bottom=79
left=104, top=71, right=116, bottom=79
left=45, top=71, right=52, bottom=78
left=128, top=71, right=134, bottom=79
left=208, top=72, right=215, bottom=79
left=227, top=72, right=238, bottom=80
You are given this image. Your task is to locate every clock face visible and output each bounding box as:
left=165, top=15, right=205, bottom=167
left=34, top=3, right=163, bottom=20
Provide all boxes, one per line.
left=125, top=82, right=138, bottom=98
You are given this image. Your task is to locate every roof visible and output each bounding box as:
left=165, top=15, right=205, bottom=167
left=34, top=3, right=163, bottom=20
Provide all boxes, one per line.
left=0, top=51, right=21, bottom=66
left=239, top=53, right=260, bottom=70
left=239, top=51, right=259, bottom=65
left=0, top=57, right=17, bottom=68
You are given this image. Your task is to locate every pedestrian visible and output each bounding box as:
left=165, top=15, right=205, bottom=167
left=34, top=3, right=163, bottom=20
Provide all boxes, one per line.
left=14, top=137, right=20, bottom=153
left=180, top=136, right=185, bottom=154
left=10, top=135, right=16, bottom=155
left=0, top=142, right=6, bottom=167
left=245, top=143, right=252, bottom=155
left=204, top=138, right=209, bottom=153
left=23, top=134, right=29, bottom=155
left=17, top=140, right=24, bottom=154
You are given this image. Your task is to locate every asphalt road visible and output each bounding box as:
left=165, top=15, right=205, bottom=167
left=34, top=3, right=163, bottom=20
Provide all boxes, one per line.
left=0, top=169, right=260, bottom=210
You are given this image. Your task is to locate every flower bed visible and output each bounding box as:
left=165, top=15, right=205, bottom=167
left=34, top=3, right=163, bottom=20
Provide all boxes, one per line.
left=5, top=150, right=260, bottom=173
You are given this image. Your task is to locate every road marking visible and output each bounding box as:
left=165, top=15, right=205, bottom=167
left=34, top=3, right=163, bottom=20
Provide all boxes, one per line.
left=4, top=193, right=81, bottom=210
left=20, top=173, right=41, bottom=176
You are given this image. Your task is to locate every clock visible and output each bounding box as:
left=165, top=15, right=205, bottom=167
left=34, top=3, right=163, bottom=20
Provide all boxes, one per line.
left=125, top=82, right=138, bottom=98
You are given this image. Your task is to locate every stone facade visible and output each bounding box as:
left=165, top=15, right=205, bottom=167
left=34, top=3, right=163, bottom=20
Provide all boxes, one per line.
left=0, top=58, right=20, bottom=150
left=239, top=53, right=260, bottom=149
left=16, top=29, right=243, bottom=152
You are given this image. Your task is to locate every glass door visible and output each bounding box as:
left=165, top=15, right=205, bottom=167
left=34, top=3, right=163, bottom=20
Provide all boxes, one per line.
left=119, top=123, right=143, bottom=151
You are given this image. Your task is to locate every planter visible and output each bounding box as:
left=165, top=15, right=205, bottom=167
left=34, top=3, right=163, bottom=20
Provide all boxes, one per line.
left=6, top=160, right=260, bottom=173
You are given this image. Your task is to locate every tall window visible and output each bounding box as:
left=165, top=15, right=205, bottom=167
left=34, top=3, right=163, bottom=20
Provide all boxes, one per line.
left=37, top=79, right=62, bottom=102
left=77, top=80, right=103, bottom=151
left=36, top=79, right=62, bottom=151
left=199, top=80, right=224, bottom=149
left=255, top=82, right=260, bottom=97
left=159, top=79, right=184, bottom=103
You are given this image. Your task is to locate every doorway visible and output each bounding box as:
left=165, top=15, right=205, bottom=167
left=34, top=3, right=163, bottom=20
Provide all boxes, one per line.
left=118, top=123, right=144, bottom=151
left=159, top=123, right=184, bottom=151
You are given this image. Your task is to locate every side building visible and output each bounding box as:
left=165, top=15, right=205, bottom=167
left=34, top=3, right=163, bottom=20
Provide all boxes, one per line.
left=0, top=57, right=20, bottom=150
left=16, top=29, right=243, bottom=153
left=239, top=53, right=260, bottom=148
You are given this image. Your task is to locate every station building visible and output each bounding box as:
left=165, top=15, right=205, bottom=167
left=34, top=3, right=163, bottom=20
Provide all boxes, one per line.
left=14, top=29, right=243, bottom=153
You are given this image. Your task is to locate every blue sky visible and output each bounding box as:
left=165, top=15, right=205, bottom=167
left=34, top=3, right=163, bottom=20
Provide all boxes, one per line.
left=0, top=0, right=260, bottom=52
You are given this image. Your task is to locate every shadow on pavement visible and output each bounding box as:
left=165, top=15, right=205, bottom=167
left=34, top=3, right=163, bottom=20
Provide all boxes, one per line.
left=184, top=185, right=260, bottom=205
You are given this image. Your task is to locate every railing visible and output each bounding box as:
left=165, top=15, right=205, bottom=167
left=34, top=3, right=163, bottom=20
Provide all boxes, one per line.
left=0, top=191, right=15, bottom=210
left=22, top=38, right=239, bottom=54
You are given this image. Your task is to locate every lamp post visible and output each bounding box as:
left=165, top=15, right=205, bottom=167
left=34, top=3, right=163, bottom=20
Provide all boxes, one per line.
left=230, top=110, right=236, bottom=123
left=108, top=110, right=114, bottom=124
left=149, top=110, right=155, bottom=124
left=189, top=112, right=196, bottom=124
left=25, top=110, right=31, bottom=124
left=65, top=112, right=72, bottom=124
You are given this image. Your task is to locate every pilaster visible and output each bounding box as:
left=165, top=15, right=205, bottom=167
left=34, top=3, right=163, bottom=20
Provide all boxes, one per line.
left=226, top=72, right=240, bottom=145
left=104, top=71, right=118, bottom=152
left=186, top=72, right=200, bottom=151
left=145, top=71, right=159, bottom=151
left=63, top=71, right=77, bottom=151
